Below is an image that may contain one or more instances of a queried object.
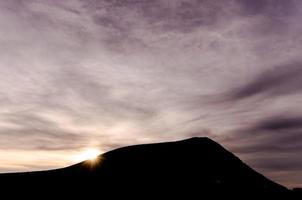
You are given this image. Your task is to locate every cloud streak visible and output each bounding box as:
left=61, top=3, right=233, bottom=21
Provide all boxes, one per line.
left=231, top=62, right=302, bottom=100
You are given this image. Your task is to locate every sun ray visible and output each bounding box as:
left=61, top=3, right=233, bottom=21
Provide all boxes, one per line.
left=74, top=149, right=101, bottom=162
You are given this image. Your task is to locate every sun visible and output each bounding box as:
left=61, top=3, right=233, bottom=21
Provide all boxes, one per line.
left=75, top=148, right=101, bottom=162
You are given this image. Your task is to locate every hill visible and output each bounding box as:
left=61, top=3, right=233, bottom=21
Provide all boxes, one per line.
left=0, top=137, right=300, bottom=198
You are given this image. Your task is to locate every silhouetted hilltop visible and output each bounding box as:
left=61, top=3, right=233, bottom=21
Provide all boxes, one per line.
left=0, top=137, right=300, bottom=198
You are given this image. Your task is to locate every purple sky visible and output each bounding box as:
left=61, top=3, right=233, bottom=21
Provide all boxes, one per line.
left=0, top=0, right=302, bottom=188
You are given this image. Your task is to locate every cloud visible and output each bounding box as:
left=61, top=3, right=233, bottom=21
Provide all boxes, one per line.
left=223, top=113, right=302, bottom=186
left=0, top=111, right=89, bottom=151
left=228, top=113, right=302, bottom=152
left=249, top=156, right=302, bottom=173
left=0, top=128, right=86, bottom=151
left=43, top=66, right=158, bottom=126
left=83, top=0, right=237, bottom=32
left=230, top=62, right=302, bottom=100
left=252, top=115, right=302, bottom=131
left=239, top=0, right=296, bottom=17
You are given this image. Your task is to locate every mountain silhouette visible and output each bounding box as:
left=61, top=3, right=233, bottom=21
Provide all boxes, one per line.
left=0, top=137, right=300, bottom=198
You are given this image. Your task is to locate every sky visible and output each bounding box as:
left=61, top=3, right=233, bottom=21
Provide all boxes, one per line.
left=0, top=0, right=302, bottom=188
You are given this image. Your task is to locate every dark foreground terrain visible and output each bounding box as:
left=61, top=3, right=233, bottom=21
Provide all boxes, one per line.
left=0, top=137, right=301, bottom=198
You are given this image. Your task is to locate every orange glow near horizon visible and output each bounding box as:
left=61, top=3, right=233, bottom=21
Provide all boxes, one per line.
left=0, top=148, right=103, bottom=173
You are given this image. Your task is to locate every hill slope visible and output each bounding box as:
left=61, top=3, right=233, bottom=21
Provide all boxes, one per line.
left=0, top=137, right=299, bottom=198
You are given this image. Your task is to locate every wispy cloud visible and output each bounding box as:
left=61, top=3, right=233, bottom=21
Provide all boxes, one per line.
left=231, top=62, right=302, bottom=100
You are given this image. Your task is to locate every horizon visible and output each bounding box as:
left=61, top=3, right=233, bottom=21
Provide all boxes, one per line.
left=0, top=0, right=302, bottom=188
